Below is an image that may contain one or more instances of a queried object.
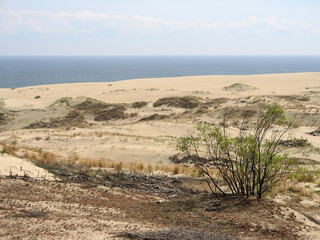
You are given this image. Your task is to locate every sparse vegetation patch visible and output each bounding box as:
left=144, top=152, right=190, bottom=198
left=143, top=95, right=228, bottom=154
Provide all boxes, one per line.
left=275, top=95, right=310, bottom=102
left=51, top=97, right=73, bottom=106
left=25, top=110, right=86, bottom=129
left=94, top=105, right=129, bottom=121
left=153, top=96, right=201, bottom=109
left=72, top=98, right=136, bottom=121
left=279, top=138, right=312, bottom=148
left=139, top=113, right=169, bottom=121
left=223, top=83, right=258, bottom=91
left=307, top=127, right=320, bottom=136
left=74, top=98, right=115, bottom=112
left=131, top=101, right=148, bottom=109
left=0, top=112, right=6, bottom=125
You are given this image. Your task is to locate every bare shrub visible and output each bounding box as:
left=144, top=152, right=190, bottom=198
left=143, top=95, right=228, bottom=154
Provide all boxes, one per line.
left=178, top=104, right=298, bottom=199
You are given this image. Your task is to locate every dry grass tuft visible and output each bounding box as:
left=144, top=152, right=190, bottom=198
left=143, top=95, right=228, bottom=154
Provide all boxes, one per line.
left=154, top=164, right=172, bottom=173
left=0, top=142, right=17, bottom=155
left=182, top=181, right=211, bottom=193
left=4, top=145, right=17, bottom=155
left=78, top=158, right=107, bottom=168
left=295, top=173, right=315, bottom=183
left=288, top=183, right=314, bottom=198
left=114, top=161, right=123, bottom=171
left=272, top=178, right=314, bottom=199
left=40, top=151, right=57, bottom=165
left=147, top=164, right=153, bottom=173
left=173, top=165, right=181, bottom=174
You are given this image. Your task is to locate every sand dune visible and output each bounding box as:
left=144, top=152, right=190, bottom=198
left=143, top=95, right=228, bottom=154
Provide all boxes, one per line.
left=1, top=72, right=320, bottom=239
left=0, top=72, right=319, bottom=110
left=0, top=72, right=320, bottom=173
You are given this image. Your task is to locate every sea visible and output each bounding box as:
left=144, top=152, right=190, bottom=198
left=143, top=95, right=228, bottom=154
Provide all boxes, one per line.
left=0, top=56, right=320, bottom=88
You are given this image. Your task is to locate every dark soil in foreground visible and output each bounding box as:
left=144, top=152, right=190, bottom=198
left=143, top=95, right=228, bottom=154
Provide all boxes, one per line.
left=0, top=174, right=313, bottom=240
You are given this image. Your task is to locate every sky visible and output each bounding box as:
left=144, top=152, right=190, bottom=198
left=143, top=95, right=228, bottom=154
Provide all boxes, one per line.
left=0, top=0, right=320, bottom=55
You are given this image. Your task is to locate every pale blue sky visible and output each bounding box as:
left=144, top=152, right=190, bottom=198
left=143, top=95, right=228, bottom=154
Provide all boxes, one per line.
left=0, top=0, right=319, bottom=55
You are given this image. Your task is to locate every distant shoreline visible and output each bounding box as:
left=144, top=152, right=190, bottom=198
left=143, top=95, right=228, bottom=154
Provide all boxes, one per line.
left=1, top=71, right=320, bottom=89
left=1, top=55, right=320, bottom=88
left=0, top=71, right=318, bottom=89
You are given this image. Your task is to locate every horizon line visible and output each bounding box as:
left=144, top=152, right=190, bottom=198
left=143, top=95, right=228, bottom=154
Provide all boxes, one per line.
left=1, top=54, right=320, bottom=57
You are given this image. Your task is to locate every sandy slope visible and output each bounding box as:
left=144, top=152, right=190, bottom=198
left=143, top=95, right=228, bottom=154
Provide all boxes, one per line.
left=0, top=72, right=320, bottom=171
left=0, top=153, right=54, bottom=180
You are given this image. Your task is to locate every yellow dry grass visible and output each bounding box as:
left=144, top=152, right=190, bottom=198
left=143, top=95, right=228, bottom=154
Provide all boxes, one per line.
left=272, top=178, right=314, bottom=199
left=0, top=141, right=227, bottom=179
left=182, top=180, right=211, bottom=193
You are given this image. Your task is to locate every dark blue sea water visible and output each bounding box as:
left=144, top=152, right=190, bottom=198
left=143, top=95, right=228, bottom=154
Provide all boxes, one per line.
left=1, top=56, right=320, bottom=88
